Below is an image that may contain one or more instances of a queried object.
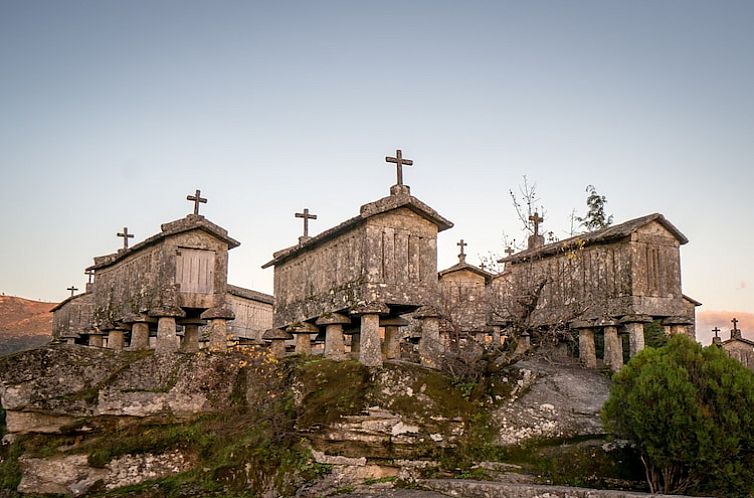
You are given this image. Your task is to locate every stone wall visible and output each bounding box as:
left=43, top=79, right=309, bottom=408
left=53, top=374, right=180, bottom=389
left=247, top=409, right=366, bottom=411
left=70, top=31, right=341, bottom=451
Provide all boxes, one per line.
left=438, top=269, right=488, bottom=333
left=92, top=228, right=231, bottom=327
left=52, top=292, right=93, bottom=340
left=491, top=220, right=688, bottom=326
left=273, top=207, right=442, bottom=326
left=227, top=293, right=273, bottom=341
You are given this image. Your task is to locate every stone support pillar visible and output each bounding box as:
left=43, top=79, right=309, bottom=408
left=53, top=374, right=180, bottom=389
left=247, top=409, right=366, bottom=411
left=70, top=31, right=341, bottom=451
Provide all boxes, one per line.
left=108, top=330, right=125, bottom=350
left=156, top=317, right=179, bottom=353
left=208, top=319, right=228, bottom=351
left=350, top=303, right=389, bottom=366
left=201, top=306, right=235, bottom=353
left=130, top=322, right=150, bottom=350
left=600, top=319, right=623, bottom=372
left=380, top=317, right=408, bottom=361
left=619, top=315, right=652, bottom=358
left=287, top=322, right=319, bottom=355
left=88, top=334, right=104, bottom=348
left=324, top=324, right=346, bottom=360
left=65, top=337, right=76, bottom=345
left=181, top=324, right=200, bottom=352
left=295, top=333, right=312, bottom=354
left=384, top=326, right=401, bottom=359
left=662, top=317, right=693, bottom=339
left=579, top=328, right=597, bottom=367
left=316, top=313, right=351, bottom=361
left=416, top=306, right=442, bottom=369
left=359, top=314, right=382, bottom=367
left=571, top=320, right=596, bottom=368
left=262, top=328, right=293, bottom=358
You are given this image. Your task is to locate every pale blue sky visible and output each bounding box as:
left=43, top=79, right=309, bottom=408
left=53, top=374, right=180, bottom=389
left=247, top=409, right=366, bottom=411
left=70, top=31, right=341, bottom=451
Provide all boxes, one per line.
left=1, top=1, right=753, bottom=323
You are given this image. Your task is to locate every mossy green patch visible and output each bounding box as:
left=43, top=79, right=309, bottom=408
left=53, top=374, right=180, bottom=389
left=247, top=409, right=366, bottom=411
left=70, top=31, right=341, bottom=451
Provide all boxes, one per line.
left=295, top=358, right=369, bottom=429
left=0, top=440, right=23, bottom=490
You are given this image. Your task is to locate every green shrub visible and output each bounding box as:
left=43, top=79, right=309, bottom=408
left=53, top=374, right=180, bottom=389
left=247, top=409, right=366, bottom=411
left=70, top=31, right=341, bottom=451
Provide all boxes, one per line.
left=602, top=334, right=754, bottom=496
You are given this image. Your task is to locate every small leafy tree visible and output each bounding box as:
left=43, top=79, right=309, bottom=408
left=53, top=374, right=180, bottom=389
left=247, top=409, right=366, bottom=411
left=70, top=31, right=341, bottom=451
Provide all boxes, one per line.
left=576, top=184, right=613, bottom=231
left=602, top=335, right=754, bottom=496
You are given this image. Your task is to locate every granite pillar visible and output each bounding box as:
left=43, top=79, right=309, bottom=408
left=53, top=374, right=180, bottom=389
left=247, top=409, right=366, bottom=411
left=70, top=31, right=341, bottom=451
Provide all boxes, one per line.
left=182, top=324, right=200, bottom=352
left=359, top=314, right=382, bottom=367
left=88, top=334, right=104, bottom=348
left=578, top=328, right=597, bottom=368
left=107, top=330, right=125, bottom=350
left=156, top=317, right=179, bottom=353
left=209, top=318, right=228, bottom=351
left=602, top=321, right=623, bottom=372
left=324, top=324, right=346, bottom=360
left=130, top=322, right=150, bottom=350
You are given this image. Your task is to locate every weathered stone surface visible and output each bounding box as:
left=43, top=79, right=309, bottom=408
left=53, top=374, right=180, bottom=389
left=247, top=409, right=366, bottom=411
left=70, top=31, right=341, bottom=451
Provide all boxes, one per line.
left=18, top=450, right=193, bottom=496
left=359, top=314, right=383, bottom=367
left=421, top=479, right=702, bottom=498
left=0, top=346, right=243, bottom=424
left=493, top=214, right=697, bottom=331
left=602, top=325, right=623, bottom=372
left=578, top=328, right=597, bottom=368
left=265, top=193, right=452, bottom=330
left=493, top=358, right=611, bottom=446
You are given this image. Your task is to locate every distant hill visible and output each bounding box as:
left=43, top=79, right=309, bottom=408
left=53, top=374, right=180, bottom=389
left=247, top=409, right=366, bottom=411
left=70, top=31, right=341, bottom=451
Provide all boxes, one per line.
left=0, top=295, right=56, bottom=356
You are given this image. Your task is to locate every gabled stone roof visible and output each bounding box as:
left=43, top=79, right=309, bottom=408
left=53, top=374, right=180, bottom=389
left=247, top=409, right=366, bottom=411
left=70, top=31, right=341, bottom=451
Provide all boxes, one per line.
left=438, top=261, right=493, bottom=282
left=498, top=213, right=688, bottom=264
left=723, top=336, right=754, bottom=347
left=87, top=214, right=240, bottom=271
left=227, top=284, right=274, bottom=305
left=50, top=291, right=89, bottom=312
left=262, top=192, right=453, bottom=268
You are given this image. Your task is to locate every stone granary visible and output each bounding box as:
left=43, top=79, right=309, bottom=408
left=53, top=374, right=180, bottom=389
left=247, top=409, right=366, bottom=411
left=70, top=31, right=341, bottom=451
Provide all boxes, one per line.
left=491, top=212, right=700, bottom=371
left=713, top=318, right=754, bottom=371
left=437, top=239, right=494, bottom=346
left=52, top=192, right=273, bottom=352
left=262, top=150, right=453, bottom=367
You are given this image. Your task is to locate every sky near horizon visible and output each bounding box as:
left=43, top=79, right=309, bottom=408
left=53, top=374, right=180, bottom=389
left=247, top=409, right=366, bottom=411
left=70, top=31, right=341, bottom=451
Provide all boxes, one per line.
left=1, top=1, right=753, bottom=335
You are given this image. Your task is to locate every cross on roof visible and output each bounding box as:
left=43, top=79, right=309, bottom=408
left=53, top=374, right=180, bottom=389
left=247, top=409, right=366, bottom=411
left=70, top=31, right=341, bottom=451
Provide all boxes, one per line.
left=712, top=327, right=721, bottom=338
left=85, top=269, right=94, bottom=284
left=505, top=246, right=515, bottom=257
left=529, top=212, right=544, bottom=236
left=385, top=149, right=413, bottom=186
left=479, top=262, right=487, bottom=271
left=67, top=286, right=78, bottom=297
left=295, top=208, right=317, bottom=238
left=732, top=317, right=740, bottom=331
left=117, top=227, right=134, bottom=250
left=457, top=239, right=467, bottom=262
left=186, top=189, right=207, bottom=215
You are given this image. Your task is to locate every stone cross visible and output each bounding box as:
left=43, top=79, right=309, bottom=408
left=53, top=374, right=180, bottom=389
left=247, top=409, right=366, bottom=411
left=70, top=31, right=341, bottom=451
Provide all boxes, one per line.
left=186, top=189, right=207, bottom=215
left=505, top=246, right=515, bottom=257
left=117, top=227, right=134, bottom=250
left=479, top=262, right=487, bottom=271
left=85, top=269, right=94, bottom=284
left=529, top=212, right=544, bottom=236
left=385, top=149, right=413, bottom=186
left=295, top=208, right=317, bottom=238
left=457, top=239, right=467, bottom=263
left=712, top=327, right=720, bottom=338
left=67, top=286, right=78, bottom=297
left=732, top=318, right=740, bottom=332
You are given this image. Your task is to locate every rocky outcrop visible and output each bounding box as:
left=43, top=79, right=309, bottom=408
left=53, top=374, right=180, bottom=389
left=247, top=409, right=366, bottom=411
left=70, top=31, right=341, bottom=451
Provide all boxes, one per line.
left=0, top=346, right=619, bottom=496
left=0, top=345, right=241, bottom=434
left=18, top=450, right=194, bottom=496
left=493, top=358, right=611, bottom=446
